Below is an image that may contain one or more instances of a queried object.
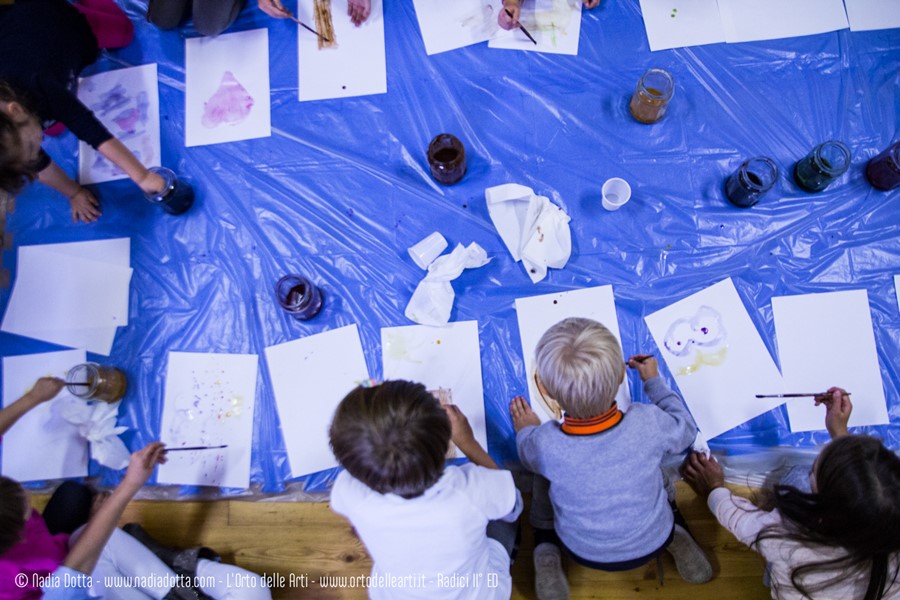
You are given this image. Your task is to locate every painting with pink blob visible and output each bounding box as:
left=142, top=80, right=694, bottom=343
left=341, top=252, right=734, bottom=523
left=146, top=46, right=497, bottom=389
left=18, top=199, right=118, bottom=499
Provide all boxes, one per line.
left=185, top=29, right=271, bottom=146
left=202, top=71, right=255, bottom=129
left=77, top=64, right=161, bottom=185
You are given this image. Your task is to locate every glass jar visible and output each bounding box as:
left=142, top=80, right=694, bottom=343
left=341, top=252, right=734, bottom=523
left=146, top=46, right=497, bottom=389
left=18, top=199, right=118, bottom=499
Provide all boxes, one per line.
left=793, top=140, right=851, bottom=192
left=865, top=142, right=900, bottom=191
left=144, top=166, right=195, bottom=215
left=629, top=69, right=674, bottom=124
left=427, top=134, right=467, bottom=185
left=66, top=363, right=128, bottom=403
left=725, top=157, right=779, bottom=208
left=275, top=274, right=324, bottom=320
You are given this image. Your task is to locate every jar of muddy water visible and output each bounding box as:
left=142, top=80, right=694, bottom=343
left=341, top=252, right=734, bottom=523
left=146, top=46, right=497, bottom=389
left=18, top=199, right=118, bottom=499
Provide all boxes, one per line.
left=66, top=363, right=128, bottom=403
left=629, top=69, right=674, bottom=124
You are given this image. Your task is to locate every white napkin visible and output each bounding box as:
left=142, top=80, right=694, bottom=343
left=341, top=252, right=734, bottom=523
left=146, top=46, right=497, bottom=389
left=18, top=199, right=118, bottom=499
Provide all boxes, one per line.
left=59, top=397, right=130, bottom=470
left=405, top=242, right=491, bottom=326
left=485, top=183, right=571, bottom=283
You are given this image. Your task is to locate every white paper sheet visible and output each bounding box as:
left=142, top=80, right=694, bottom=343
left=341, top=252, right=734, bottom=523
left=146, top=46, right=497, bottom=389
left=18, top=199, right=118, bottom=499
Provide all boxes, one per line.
left=772, top=290, right=889, bottom=432
left=297, top=0, right=387, bottom=101
left=157, top=352, right=258, bottom=489
left=716, top=0, right=848, bottom=43
left=78, top=64, right=161, bottom=184
left=185, top=29, right=271, bottom=147
left=412, top=0, right=499, bottom=55
left=382, top=321, right=488, bottom=454
left=19, top=238, right=131, bottom=267
left=639, top=0, right=725, bottom=51
left=644, top=278, right=783, bottom=439
left=895, top=275, right=900, bottom=314
left=1, top=244, right=132, bottom=355
left=515, top=286, right=631, bottom=423
left=2, top=351, right=88, bottom=481
left=488, top=0, right=582, bottom=55
left=265, top=325, right=370, bottom=478
left=844, top=0, right=900, bottom=32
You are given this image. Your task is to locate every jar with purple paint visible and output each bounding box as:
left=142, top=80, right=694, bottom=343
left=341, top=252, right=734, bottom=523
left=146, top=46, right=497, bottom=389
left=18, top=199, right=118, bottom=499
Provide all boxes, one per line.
left=275, top=274, right=324, bottom=320
left=865, top=141, right=900, bottom=191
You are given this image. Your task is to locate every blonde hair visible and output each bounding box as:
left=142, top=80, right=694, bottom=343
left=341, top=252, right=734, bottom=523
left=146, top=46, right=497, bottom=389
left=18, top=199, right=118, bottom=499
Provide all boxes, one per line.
left=535, top=317, right=623, bottom=419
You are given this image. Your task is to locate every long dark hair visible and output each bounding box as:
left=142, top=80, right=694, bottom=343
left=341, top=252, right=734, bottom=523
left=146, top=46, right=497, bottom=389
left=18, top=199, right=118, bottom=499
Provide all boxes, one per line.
left=756, top=436, right=900, bottom=599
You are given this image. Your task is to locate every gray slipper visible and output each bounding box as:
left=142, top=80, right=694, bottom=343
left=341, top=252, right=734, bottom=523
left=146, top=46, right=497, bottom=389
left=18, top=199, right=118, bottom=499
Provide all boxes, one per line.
left=666, top=524, right=713, bottom=584
left=534, top=543, right=570, bottom=600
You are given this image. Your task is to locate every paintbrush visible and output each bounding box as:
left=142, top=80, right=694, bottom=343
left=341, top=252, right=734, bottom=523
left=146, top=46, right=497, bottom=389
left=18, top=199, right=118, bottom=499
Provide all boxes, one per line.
left=288, top=14, right=331, bottom=42
left=755, top=392, right=851, bottom=399
left=504, top=8, right=538, bottom=45
left=164, top=445, right=228, bottom=452
left=66, top=382, right=92, bottom=386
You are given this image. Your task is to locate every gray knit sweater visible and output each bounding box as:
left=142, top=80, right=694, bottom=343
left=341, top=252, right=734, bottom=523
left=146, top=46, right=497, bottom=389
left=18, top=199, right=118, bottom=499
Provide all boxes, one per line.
left=516, top=376, right=697, bottom=562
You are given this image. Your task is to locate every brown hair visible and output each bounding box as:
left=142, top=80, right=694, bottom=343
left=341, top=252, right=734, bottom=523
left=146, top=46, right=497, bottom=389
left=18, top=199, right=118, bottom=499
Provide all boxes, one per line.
left=0, top=476, right=27, bottom=554
left=0, top=80, right=38, bottom=195
left=329, top=380, right=451, bottom=499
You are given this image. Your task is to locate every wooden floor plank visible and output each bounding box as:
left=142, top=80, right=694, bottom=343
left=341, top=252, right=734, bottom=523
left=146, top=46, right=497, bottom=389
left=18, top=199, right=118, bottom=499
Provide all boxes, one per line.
left=33, top=482, right=769, bottom=599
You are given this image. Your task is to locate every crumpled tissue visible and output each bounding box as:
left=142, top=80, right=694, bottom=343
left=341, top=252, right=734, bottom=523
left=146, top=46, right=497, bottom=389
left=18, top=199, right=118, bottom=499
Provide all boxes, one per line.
left=485, top=183, right=572, bottom=283
left=59, top=397, right=130, bottom=470
left=405, top=242, right=491, bottom=326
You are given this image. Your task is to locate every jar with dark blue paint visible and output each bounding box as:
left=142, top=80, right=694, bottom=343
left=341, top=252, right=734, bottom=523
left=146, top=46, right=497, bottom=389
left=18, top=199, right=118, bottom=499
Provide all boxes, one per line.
left=144, top=167, right=195, bottom=215
left=725, top=157, right=779, bottom=208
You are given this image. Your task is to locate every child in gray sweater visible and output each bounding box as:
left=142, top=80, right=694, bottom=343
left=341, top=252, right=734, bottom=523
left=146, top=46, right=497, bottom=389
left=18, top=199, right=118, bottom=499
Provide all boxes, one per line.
left=509, top=317, right=712, bottom=599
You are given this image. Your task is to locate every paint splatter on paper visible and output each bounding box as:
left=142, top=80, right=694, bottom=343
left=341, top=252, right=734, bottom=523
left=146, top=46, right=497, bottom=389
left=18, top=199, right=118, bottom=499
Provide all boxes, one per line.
left=662, top=306, right=728, bottom=376
left=202, top=71, right=255, bottom=129
left=157, top=352, right=257, bottom=489
left=77, top=64, right=161, bottom=184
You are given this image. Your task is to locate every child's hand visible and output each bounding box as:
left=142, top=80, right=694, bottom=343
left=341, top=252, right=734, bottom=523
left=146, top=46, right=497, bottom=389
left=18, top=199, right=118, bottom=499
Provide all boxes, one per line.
left=444, top=404, right=476, bottom=450
left=121, top=442, right=167, bottom=492
left=499, top=0, right=521, bottom=30
left=815, top=387, right=852, bottom=439
left=25, top=377, right=65, bottom=406
left=348, top=0, right=370, bottom=26
left=627, top=354, right=658, bottom=381
left=137, top=169, right=166, bottom=196
left=583, top=0, right=601, bottom=8
left=509, top=396, right=541, bottom=432
left=258, top=0, right=292, bottom=18
left=68, top=187, right=101, bottom=223
left=681, top=451, right=725, bottom=498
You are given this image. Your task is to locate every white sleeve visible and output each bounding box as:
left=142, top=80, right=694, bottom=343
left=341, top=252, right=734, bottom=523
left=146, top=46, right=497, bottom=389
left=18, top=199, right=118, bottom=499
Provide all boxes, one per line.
left=707, top=487, right=782, bottom=548
left=456, top=463, right=520, bottom=522
left=329, top=469, right=355, bottom=518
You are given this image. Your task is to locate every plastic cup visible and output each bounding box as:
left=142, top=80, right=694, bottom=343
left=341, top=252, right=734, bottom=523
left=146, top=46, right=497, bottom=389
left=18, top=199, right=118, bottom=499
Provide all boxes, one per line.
left=601, top=178, right=632, bottom=211
left=408, top=232, right=448, bottom=269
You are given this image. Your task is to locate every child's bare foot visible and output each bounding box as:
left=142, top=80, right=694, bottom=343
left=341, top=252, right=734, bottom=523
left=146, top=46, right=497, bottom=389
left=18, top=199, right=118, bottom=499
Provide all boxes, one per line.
left=510, top=396, right=541, bottom=431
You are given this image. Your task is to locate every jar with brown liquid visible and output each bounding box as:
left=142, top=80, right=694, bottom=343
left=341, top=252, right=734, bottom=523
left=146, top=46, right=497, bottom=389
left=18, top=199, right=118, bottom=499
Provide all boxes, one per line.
left=629, top=69, right=674, bottom=124
left=427, top=134, right=467, bottom=185
left=66, top=363, right=128, bottom=403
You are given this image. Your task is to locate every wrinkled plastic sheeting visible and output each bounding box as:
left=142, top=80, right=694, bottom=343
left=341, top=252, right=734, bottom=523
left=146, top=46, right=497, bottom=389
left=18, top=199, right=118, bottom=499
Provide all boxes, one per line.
left=1, top=0, right=898, bottom=498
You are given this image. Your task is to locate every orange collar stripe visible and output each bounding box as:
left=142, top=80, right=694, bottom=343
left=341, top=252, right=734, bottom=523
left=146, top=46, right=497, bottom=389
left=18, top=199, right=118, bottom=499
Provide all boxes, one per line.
left=561, top=403, right=623, bottom=436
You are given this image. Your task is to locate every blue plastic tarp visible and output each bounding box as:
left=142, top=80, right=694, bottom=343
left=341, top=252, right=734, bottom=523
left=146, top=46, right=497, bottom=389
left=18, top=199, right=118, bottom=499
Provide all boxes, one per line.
left=2, top=0, right=898, bottom=496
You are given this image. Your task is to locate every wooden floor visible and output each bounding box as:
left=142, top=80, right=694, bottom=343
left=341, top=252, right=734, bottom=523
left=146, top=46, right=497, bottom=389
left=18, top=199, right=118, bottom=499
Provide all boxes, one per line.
left=36, top=482, right=770, bottom=599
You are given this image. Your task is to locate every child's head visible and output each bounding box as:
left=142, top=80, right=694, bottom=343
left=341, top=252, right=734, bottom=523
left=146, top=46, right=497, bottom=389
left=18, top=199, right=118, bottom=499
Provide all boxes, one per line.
left=329, top=380, right=451, bottom=499
left=804, top=435, right=900, bottom=551
left=769, top=435, right=900, bottom=599
left=534, top=317, right=624, bottom=419
left=0, top=81, right=42, bottom=195
left=0, top=476, right=28, bottom=554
